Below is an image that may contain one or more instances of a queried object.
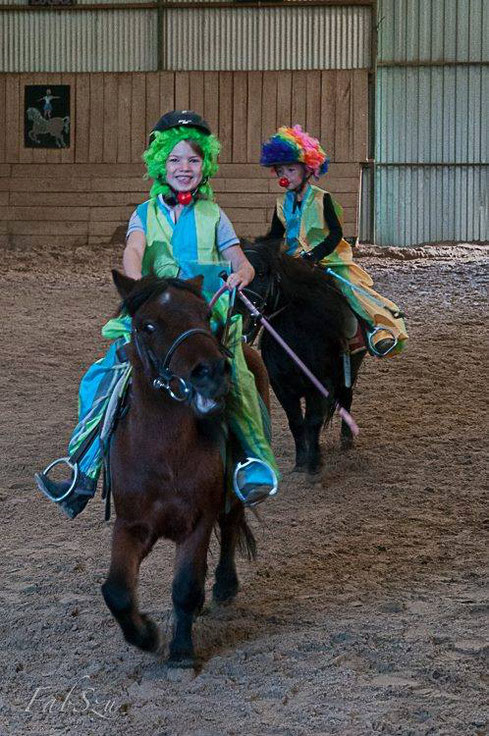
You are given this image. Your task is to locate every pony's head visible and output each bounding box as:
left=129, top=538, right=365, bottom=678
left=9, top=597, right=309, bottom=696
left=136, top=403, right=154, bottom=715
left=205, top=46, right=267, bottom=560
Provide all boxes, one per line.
left=241, top=237, right=282, bottom=292
left=240, top=239, right=350, bottom=344
left=113, top=270, right=230, bottom=416
left=237, top=238, right=282, bottom=340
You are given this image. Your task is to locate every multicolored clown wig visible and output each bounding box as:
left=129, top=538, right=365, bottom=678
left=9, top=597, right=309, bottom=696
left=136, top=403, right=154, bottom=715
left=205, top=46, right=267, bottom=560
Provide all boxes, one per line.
left=143, top=125, right=221, bottom=201
left=260, top=125, right=329, bottom=178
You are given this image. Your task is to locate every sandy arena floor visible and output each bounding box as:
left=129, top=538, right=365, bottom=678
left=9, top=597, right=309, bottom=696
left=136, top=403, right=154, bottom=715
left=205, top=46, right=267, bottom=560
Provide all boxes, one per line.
left=0, top=242, right=488, bottom=736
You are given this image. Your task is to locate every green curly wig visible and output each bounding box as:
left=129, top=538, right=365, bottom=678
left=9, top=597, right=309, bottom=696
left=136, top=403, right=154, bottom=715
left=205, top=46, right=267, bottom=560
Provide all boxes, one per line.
left=143, top=126, right=221, bottom=200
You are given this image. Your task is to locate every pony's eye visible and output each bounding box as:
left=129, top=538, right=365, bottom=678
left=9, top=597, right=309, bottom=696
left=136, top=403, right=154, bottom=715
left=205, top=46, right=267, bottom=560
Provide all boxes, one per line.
left=143, top=322, right=156, bottom=334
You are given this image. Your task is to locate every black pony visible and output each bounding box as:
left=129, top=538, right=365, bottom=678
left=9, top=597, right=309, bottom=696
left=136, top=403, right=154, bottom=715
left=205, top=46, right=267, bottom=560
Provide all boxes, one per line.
left=240, top=240, right=365, bottom=474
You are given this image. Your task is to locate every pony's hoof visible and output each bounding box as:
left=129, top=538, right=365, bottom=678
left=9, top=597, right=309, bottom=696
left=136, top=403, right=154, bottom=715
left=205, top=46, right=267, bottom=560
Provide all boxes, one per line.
left=212, top=591, right=237, bottom=607
left=306, top=467, right=323, bottom=483
left=291, top=464, right=307, bottom=474
left=134, top=615, right=160, bottom=653
left=340, top=435, right=354, bottom=451
left=167, top=653, right=198, bottom=670
left=307, top=465, right=322, bottom=476
left=166, top=661, right=198, bottom=682
left=212, top=581, right=239, bottom=606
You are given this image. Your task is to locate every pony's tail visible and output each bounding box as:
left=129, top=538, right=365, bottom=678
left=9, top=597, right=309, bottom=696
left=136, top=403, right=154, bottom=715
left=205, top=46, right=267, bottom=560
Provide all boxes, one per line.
left=237, top=515, right=257, bottom=561
left=63, top=117, right=70, bottom=134
left=214, top=504, right=257, bottom=560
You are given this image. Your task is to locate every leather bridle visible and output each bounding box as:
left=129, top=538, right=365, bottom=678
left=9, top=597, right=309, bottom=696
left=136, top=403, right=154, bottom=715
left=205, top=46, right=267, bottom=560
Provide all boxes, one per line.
left=133, top=326, right=219, bottom=403
left=240, top=249, right=283, bottom=343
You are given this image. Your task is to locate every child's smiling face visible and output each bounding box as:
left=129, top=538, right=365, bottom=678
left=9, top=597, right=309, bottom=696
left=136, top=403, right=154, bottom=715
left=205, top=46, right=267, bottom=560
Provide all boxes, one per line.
left=274, top=163, right=305, bottom=190
left=166, top=140, right=203, bottom=192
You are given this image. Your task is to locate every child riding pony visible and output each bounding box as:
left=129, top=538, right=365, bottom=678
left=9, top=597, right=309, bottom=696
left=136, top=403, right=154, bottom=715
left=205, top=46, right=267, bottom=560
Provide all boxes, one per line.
left=260, top=125, right=408, bottom=358
left=36, top=110, right=279, bottom=517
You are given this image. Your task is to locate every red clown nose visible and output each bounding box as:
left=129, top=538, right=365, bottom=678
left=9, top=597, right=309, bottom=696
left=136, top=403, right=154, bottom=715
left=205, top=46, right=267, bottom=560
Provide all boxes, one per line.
left=177, top=191, right=192, bottom=206
left=278, top=177, right=290, bottom=188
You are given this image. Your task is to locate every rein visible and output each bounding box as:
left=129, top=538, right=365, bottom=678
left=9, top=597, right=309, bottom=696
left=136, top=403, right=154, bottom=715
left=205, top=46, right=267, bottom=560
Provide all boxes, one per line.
left=214, top=272, right=359, bottom=437
left=240, top=280, right=284, bottom=344
left=236, top=248, right=283, bottom=343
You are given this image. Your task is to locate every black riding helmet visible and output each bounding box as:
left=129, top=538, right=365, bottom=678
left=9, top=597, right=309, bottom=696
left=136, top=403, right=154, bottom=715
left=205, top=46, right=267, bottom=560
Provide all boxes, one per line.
left=148, top=110, right=211, bottom=145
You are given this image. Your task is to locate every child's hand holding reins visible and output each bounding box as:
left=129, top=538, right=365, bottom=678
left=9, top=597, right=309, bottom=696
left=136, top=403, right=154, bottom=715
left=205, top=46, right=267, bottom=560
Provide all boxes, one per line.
left=222, top=244, right=256, bottom=291
left=227, top=261, right=255, bottom=290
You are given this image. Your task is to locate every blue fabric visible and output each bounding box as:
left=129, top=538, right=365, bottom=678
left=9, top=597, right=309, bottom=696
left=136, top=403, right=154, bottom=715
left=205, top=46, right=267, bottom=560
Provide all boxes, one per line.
left=68, top=338, right=128, bottom=477
left=183, top=261, right=231, bottom=297
left=282, top=185, right=314, bottom=256
left=163, top=201, right=200, bottom=275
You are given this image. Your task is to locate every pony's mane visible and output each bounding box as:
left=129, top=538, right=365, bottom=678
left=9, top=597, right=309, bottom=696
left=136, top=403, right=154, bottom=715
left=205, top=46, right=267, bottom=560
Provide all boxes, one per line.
left=117, top=275, right=203, bottom=317
left=247, top=240, right=347, bottom=333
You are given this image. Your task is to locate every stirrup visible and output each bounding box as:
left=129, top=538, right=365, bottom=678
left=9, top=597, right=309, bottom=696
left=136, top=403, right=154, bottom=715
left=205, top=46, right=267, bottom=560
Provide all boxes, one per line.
left=233, top=458, right=278, bottom=507
left=36, top=457, right=79, bottom=503
left=367, top=326, right=398, bottom=357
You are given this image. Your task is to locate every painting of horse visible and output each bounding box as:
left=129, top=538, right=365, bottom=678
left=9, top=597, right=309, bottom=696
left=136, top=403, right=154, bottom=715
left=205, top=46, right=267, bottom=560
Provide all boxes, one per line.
left=241, top=240, right=365, bottom=475
left=101, top=270, right=267, bottom=668
left=26, top=107, right=70, bottom=148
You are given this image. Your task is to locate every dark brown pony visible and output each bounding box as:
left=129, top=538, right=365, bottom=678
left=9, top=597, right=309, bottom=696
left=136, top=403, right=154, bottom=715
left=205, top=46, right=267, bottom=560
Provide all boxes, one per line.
left=102, top=271, right=266, bottom=668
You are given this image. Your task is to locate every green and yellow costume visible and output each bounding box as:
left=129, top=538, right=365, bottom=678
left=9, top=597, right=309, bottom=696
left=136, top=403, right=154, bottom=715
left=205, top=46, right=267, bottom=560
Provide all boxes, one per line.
left=277, top=185, right=408, bottom=354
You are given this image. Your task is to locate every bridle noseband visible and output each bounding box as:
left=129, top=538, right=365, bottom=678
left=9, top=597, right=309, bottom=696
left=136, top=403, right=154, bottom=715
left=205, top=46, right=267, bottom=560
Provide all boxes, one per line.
left=134, top=326, right=219, bottom=403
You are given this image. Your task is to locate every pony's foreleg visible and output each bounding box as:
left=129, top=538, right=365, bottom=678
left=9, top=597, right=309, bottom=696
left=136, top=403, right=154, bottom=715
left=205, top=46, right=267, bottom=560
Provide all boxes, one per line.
left=213, top=503, right=250, bottom=605
left=101, top=519, right=159, bottom=652
left=304, top=393, right=329, bottom=474
left=338, top=351, right=365, bottom=449
left=270, top=377, right=307, bottom=471
left=169, top=518, right=214, bottom=667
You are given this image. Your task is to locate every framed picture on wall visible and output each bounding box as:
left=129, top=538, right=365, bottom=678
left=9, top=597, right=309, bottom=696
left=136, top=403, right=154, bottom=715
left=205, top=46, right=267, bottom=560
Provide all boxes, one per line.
left=24, top=85, right=70, bottom=148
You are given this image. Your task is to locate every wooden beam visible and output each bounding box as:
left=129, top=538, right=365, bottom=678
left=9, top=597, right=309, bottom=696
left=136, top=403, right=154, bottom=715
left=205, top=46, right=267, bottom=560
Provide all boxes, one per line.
left=0, top=0, right=373, bottom=11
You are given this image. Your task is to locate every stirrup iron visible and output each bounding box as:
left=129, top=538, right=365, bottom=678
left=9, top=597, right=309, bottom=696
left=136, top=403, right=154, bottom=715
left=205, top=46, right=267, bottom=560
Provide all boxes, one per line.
left=36, top=457, right=79, bottom=503
left=367, top=326, right=398, bottom=357
left=233, top=458, right=278, bottom=506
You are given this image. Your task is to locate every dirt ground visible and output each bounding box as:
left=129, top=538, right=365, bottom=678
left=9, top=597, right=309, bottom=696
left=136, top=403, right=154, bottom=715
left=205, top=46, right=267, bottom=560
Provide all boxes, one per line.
left=0, top=242, right=488, bottom=736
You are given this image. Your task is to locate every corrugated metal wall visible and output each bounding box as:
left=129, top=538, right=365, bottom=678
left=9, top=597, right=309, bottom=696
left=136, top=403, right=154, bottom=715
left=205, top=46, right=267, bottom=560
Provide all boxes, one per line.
left=164, top=6, right=371, bottom=70
left=0, top=4, right=371, bottom=72
left=373, top=0, right=488, bottom=246
left=0, top=9, right=158, bottom=72
left=1, top=0, right=150, bottom=3
left=377, top=0, right=489, bottom=62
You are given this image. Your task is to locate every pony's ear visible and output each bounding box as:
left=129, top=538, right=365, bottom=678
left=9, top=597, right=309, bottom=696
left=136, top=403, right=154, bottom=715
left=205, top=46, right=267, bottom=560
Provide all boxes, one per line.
left=185, top=275, right=204, bottom=294
left=112, top=269, right=137, bottom=299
